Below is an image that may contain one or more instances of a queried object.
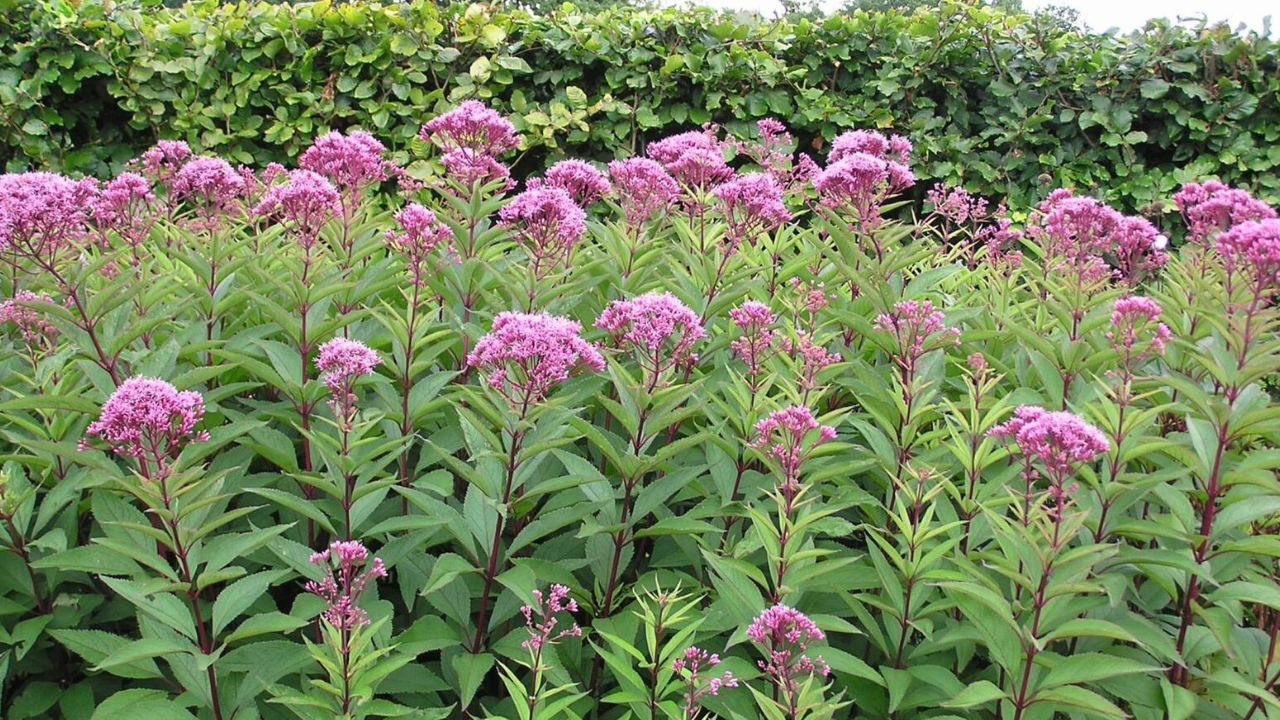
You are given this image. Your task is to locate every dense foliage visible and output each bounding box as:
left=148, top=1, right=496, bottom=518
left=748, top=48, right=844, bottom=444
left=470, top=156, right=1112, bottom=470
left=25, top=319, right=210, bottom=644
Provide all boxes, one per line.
left=1, top=0, right=1277, bottom=212
left=3, top=97, right=1280, bottom=720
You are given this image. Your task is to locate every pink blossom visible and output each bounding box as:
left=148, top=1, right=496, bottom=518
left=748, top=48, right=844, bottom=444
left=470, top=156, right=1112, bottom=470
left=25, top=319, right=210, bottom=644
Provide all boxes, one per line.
left=89, top=172, right=157, bottom=251
left=81, top=377, right=210, bottom=474
left=306, top=540, right=387, bottom=631
left=752, top=406, right=837, bottom=490
left=988, top=406, right=1109, bottom=483
left=980, top=216, right=1024, bottom=270
left=0, top=290, right=59, bottom=356
left=385, top=203, right=455, bottom=286
left=136, top=140, right=193, bottom=193
left=812, top=153, right=914, bottom=231
left=873, top=299, right=960, bottom=378
left=468, top=312, right=605, bottom=409
left=746, top=604, right=830, bottom=699
left=520, top=584, right=582, bottom=654
left=299, top=129, right=397, bottom=201
left=608, top=157, right=679, bottom=227
left=0, top=172, right=93, bottom=266
left=780, top=331, right=840, bottom=397
left=595, top=292, right=705, bottom=382
left=499, top=186, right=587, bottom=278
left=673, top=646, right=738, bottom=716
left=926, top=183, right=990, bottom=226
left=1216, top=219, right=1280, bottom=296
left=316, top=338, right=382, bottom=425
left=440, top=148, right=513, bottom=190
left=1108, top=296, right=1171, bottom=360
left=647, top=130, right=732, bottom=191
left=171, top=156, right=246, bottom=230
left=542, top=159, right=611, bottom=206
left=254, top=170, right=340, bottom=249
left=419, top=100, right=519, bottom=156
left=1108, top=215, right=1168, bottom=284
left=736, top=118, right=796, bottom=184
left=713, top=172, right=792, bottom=247
left=729, top=300, right=778, bottom=379
left=1174, top=180, right=1276, bottom=245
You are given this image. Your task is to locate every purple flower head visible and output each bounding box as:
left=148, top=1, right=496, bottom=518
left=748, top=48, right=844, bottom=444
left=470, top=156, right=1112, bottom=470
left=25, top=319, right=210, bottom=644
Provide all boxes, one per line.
left=608, top=157, right=680, bottom=227
left=1108, top=296, right=1172, bottom=363
left=1216, top=219, right=1280, bottom=296
left=927, top=183, right=990, bottom=226
left=595, top=292, right=705, bottom=382
left=316, top=338, right=382, bottom=426
left=440, top=148, right=513, bottom=190
left=136, top=140, right=193, bottom=193
left=736, top=118, right=797, bottom=184
left=0, top=290, right=59, bottom=357
left=306, top=540, right=387, bottom=632
left=520, top=584, right=583, bottom=655
left=81, top=377, right=210, bottom=475
left=385, top=203, right=455, bottom=286
left=541, top=159, right=612, bottom=207
left=299, top=129, right=397, bottom=201
left=988, top=406, right=1109, bottom=483
left=746, top=604, right=830, bottom=697
left=673, top=646, right=738, bottom=715
left=1108, top=215, right=1168, bottom=284
left=714, top=172, right=792, bottom=248
left=0, top=172, right=93, bottom=265
left=171, top=156, right=246, bottom=231
left=729, top=300, right=778, bottom=379
left=647, top=130, right=732, bottom=192
left=254, top=170, right=340, bottom=249
left=468, top=312, right=605, bottom=409
left=420, top=100, right=520, bottom=156
left=813, top=152, right=914, bottom=230
left=873, top=299, right=961, bottom=378
left=89, top=172, right=157, bottom=251
left=499, top=186, right=587, bottom=278
left=752, top=405, right=837, bottom=489
left=1174, top=180, right=1276, bottom=245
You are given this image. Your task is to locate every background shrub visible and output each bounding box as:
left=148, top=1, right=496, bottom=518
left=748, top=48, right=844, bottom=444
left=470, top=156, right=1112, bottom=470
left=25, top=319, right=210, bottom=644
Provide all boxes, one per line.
left=1, top=0, right=1277, bottom=212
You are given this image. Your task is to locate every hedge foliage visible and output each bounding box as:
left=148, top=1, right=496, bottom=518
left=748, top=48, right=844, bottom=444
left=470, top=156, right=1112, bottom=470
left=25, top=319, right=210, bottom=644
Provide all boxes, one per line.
left=1, top=0, right=1278, bottom=211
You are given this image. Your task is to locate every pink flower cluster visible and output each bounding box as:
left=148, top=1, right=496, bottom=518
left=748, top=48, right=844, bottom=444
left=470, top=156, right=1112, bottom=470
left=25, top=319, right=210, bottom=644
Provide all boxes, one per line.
left=729, top=300, right=778, bottom=380
left=316, top=338, right=382, bottom=425
left=467, top=312, right=605, bottom=409
left=713, top=172, right=791, bottom=248
left=0, top=172, right=94, bottom=265
left=673, top=646, right=738, bottom=715
left=780, top=331, right=840, bottom=397
left=813, top=145, right=915, bottom=233
left=81, top=377, right=210, bottom=474
left=988, top=405, right=1109, bottom=484
left=1174, top=180, right=1276, bottom=245
left=746, top=604, right=830, bottom=697
left=171, top=156, right=247, bottom=230
left=306, top=540, right=388, bottom=632
left=647, top=129, right=733, bottom=192
left=1108, top=296, right=1171, bottom=360
left=734, top=118, right=817, bottom=190
left=420, top=102, right=519, bottom=189
left=752, top=405, right=837, bottom=489
left=254, top=170, right=340, bottom=249
left=608, top=157, right=680, bottom=227
left=499, top=186, right=587, bottom=277
left=385, top=203, right=455, bottom=286
left=0, top=290, right=59, bottom=353
left=519, top=583, right=583, bottom=653
left=137, top=139, right=193, bottom=189
left=927, top=183, right=990, bottom=226
left=298, top=129, right=397, bottom=202
left=420, top=100, right=520, bottom=156
left=828, top=129, right=911, bottom=166
left=1028, top=190, right=1167, bottom=284
left=89, top=172, right=157, bottom=251
left=595, top=292, right=705, bottom=382
left=873, top=299, right=961, bottom=378
left=1216, top=219, right=1280, bottom=296
left=540, top=159, right=612, bottom=207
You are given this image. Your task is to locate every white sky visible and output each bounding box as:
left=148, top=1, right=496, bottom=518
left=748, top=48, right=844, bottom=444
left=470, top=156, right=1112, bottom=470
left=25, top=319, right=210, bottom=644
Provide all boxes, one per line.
left=671, top=0, right=1275, bottom=32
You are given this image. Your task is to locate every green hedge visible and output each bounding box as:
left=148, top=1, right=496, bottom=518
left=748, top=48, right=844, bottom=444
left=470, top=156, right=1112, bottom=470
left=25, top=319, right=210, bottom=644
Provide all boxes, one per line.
left=2, top=0, right=1278, bottom=211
